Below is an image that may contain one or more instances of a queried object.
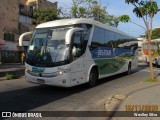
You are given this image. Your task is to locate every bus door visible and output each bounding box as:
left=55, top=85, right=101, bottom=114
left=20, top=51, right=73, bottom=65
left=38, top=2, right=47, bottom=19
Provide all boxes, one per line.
left=70, top=31, right=86, bottom=85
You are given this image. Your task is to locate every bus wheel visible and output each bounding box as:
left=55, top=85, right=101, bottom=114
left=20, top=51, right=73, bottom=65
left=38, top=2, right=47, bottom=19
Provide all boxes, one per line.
left=126, top=63, right=131, bottom=75
left=88, top=69, right=98, bottom=87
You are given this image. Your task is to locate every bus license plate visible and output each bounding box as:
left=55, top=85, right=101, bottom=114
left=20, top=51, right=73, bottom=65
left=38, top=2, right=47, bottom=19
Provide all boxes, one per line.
left=37, top=79, right=45, bottom=84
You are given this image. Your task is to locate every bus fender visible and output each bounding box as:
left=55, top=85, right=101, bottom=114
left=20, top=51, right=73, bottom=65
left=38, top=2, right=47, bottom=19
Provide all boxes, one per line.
left=87, top=64, right=99, bottom=82
left=129, top=60, right=132, bottom=65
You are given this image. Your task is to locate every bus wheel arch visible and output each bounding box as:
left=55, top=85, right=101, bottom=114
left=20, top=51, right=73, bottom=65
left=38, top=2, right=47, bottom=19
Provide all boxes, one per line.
left=87, top=65, right=99, bottom=87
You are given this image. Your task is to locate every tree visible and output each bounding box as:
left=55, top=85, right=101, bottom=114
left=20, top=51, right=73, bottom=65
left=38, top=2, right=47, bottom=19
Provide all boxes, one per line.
left=33, top=8, right=58, bottom=25
left=70, top=0, right=130, bottom=27
left=118, top=15, right=130, bottom=23
left=152, top=28, right=160, bottom=39
left=125, top=0, right=159, bottom=80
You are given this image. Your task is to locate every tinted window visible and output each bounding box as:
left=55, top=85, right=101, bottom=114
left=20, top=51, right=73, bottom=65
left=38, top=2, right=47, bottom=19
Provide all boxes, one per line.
left=115, top=33, right=121, bottom=41
left=91, top=27, right=105, bottom=49
left=108, top=31, right=114, bottom=41
left=104, top=30, right=115, bottom=48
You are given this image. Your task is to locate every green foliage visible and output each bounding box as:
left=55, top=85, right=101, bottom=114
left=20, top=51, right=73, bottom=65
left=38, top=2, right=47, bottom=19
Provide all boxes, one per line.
left=92, top=5, right=107, bottom=22
left=152, top=28, right=160, bottom=39
left=72, top=4, right=78, bottom=18
left=33, top=8, right=58, bottom=25
left=125, top=0, right=159, bottom=80
left=118, top=15, right=130, bottom=23
left=79, top=7, right=86, bottom=17
left=5, top=73, right=17, bottom=80
left=69, top=0, right=129, bottom=27
left=125, top=0, right=158, bottom=18
left=144, top=77, right=159, bottom=82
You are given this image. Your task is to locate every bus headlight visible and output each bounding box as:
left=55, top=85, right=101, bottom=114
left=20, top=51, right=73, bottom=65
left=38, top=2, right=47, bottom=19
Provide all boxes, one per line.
left=53, top=68, right=71, bottom=77
left=25, top=68, right=29, bottom=72
left=58, top=71, right=63, bottom=75
left=53, top=71, right=63, bottom=76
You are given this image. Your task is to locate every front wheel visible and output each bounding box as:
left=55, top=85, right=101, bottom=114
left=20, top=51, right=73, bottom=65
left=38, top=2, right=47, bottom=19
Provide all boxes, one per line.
left=88, top=69, right=98, bottom=87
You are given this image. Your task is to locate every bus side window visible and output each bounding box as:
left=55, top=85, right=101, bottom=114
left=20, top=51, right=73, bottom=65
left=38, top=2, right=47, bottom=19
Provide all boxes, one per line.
left=90, top=27, right=105, bottom=50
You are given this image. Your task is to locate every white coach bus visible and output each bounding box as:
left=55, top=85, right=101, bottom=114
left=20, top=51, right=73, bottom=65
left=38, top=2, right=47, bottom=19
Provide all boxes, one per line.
left=19, top=18, right=138, bottom=87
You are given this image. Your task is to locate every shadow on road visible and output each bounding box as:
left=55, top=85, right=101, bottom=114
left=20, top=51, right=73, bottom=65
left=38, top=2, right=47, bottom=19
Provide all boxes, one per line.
left=0, top=73, right=131, bottom=112
left=0, top=84, right=89, bottom=111
left=0, top=62, right=148, bottom=112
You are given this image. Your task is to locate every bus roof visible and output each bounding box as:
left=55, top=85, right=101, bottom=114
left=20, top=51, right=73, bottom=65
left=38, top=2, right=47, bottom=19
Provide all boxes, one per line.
left=36, top=18, right=134, bottom=38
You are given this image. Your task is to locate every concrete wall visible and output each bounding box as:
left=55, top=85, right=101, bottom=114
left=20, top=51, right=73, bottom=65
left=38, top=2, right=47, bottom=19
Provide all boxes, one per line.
left=27, top=0, right=57, bottom=9
left=0, top=0, right=19, bottom=41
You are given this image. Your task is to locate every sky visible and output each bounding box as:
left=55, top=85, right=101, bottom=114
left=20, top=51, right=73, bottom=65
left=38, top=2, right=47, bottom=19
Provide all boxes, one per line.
left=49, top=0, right=160, bottom=37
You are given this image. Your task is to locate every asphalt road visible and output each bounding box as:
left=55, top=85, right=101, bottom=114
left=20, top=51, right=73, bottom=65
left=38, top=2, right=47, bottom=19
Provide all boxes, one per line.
left=0, top=62, right=159, bottom=114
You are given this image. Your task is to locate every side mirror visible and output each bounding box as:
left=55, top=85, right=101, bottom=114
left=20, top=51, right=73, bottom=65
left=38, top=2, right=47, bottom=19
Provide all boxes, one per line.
left=19, top=31, right=33, bottom=46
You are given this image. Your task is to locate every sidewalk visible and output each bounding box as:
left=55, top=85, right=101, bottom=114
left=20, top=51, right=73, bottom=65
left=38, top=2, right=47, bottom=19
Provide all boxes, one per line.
left=52, top=74, right=160, bottom=119
left=104, top=79, right=160, bottom=118
left=75, top=66, right=160, bottom=115
left=48, top=80, right=160, bottom=120
left=0, top=63, right=25, bottom=80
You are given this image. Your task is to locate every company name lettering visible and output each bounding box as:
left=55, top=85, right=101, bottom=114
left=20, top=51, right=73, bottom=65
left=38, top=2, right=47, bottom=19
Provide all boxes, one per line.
left=98, top=50, right=112, bottom=56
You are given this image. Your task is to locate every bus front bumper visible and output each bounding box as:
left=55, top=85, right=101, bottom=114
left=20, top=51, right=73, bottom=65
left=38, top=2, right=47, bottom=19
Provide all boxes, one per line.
left=25, top=71, right=71, bottom=87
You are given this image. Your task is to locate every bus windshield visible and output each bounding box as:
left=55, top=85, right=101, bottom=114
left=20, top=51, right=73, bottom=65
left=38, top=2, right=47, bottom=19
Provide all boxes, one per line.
left=26, top=26, right=71, bottom=67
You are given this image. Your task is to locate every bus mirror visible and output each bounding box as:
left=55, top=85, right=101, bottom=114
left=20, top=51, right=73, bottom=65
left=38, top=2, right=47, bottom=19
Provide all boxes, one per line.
left=65, top=28, right=84, bottom=44
left=19, top=31, right=33, bottom=46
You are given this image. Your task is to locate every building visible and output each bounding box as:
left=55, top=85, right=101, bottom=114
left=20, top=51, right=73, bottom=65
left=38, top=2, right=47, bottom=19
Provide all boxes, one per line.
left=154, top=27, right=160, bottom=29
left=137, top=35, right=146, bottom=41
left=0, top=0, right=57, bottom=63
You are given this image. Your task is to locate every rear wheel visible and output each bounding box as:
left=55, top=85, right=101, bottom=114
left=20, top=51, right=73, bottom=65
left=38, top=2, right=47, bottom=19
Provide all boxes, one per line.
left=126, top=63, right=131, bottom=75
left=145, top=58, right=149, bottom=65
left=155, top=60, right=160, bottom=68
left=88, top=68, right=98, bottom=87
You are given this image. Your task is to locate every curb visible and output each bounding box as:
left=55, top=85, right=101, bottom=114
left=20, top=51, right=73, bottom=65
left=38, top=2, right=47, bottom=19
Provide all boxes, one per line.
left=104, top=95, right=126, bottom=111
left=0, top=76, right=25, bottom=81
left=104, top=81, right=160, bottom=112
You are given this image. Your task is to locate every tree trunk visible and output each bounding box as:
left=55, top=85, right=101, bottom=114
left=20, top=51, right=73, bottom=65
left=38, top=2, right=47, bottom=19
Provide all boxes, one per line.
left=148, top=40, right=155, bottom=80
left=148, top=1, right=155, bottom=80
